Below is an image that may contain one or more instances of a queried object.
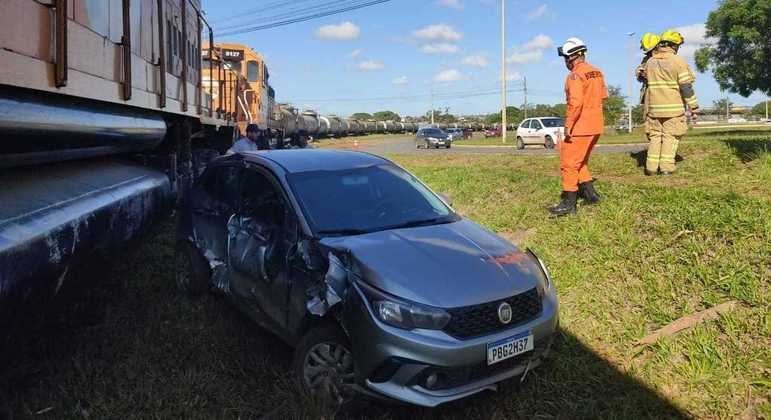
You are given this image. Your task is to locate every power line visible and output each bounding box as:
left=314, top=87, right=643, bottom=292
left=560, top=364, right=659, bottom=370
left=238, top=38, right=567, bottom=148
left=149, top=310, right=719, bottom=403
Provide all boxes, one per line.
left=218, top=0, right=392, bottom=36
left=210, top=0, right=309, bottom=23
left=217, top=0, right=355, bottom=31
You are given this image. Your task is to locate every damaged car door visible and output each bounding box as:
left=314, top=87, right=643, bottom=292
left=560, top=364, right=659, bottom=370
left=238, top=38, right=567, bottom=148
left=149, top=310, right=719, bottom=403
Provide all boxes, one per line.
left=189, top=163, right=243, bottom=265
left=226, top=166, right=297, bottom=335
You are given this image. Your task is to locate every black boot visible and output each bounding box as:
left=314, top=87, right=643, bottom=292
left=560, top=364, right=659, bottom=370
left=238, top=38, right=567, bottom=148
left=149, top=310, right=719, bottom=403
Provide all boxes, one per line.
left=549, top=191, right=577, bottom=216
left=578, top=181, right=602, bottom=204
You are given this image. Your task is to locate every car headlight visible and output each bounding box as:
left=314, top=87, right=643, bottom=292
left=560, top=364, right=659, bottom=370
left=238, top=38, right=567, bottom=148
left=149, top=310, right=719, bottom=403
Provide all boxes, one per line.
left=526, top=248, right=552, bottom=295
left=357, top=281, right=450, bottom=330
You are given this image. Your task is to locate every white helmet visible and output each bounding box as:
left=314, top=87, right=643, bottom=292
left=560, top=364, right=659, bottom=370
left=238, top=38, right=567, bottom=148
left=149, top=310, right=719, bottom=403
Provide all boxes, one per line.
left=558, top=37, right=588, bottom=58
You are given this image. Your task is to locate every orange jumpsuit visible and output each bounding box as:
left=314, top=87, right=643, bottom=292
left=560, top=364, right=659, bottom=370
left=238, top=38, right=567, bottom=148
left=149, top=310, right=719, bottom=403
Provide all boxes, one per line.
left=561, top=61, right=608, bottom=192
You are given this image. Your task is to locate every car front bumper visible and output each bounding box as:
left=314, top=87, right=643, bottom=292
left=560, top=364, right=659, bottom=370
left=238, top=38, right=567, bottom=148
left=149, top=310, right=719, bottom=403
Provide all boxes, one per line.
left=343, top=282, right=559, bottom=407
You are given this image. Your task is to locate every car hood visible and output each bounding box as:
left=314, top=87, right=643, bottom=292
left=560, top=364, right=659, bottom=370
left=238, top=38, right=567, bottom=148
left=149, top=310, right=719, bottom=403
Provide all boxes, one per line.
left=320, top=219, right=542, bottom=308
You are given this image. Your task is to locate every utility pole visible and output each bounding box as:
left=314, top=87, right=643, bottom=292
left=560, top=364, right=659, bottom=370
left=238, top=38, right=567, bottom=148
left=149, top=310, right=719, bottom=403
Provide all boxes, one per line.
left=626, top=32, right=636, bottom=133
left=766, top=96, right=768, bottom=120
left=500, top=0, right=507, bottom=143
left=523, top=76, right=528, bottom=119
left=430, top=85, right=435, bottom=125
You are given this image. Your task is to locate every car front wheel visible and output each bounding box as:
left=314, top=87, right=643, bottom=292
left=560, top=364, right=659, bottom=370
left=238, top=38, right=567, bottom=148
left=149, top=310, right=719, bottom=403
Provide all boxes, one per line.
left=294, top=323, right=357, bottom=405
left=516, top=136, right=525, bottom=150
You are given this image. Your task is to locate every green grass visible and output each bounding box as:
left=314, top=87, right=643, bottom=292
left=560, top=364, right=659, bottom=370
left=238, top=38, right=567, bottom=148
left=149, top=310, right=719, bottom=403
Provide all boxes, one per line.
left=1, top=130, right=769, bottom=419
left=452, top=126, right=771, bottom=147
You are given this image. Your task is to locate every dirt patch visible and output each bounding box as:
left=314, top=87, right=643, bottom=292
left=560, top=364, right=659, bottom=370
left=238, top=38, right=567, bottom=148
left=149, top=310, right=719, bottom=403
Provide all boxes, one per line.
left=497, top=228, right=537, bottom=246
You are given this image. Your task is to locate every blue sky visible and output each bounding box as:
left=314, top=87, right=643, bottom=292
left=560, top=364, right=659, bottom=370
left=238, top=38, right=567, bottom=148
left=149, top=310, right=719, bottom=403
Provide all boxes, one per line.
left=203, top=0, right=768, bottom=118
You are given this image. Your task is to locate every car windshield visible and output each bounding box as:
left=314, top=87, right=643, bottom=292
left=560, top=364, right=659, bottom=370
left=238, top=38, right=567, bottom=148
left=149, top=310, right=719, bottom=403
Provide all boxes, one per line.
left=541, top=118, right=564, bottom=127
left=421, top=129, right=444, bottom=136
left=288, top=164, right=457, bottom=236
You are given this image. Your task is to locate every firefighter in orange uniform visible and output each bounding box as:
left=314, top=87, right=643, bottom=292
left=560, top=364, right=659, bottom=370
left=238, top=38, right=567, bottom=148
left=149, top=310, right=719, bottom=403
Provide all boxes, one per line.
left=550, top=38, right=608, bottom=216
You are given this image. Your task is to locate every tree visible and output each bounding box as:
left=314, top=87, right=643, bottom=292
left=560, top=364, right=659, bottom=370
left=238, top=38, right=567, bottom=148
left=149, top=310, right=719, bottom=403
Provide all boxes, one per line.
left=486, top=106, right=522, bottom=125
left=695, top=0, right=771, bottom=97
left=603, top=86, right=626, bottom=126
left=373, top=111, right=400, bottom=121
left=632, top=105, right=645, bottom=125
left=750, top=100, right=769, bottom=117
left=712, top=98, right=734, bottom=116
left=551, top=103, right=567, bottom=117
left=351, top=112, right=372, bottom=120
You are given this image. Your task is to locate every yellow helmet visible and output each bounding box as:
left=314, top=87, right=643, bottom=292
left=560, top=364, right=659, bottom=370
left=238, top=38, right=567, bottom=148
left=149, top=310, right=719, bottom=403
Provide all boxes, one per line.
left=640, top=33, right=660, bottom=53
left=660, top=29, right=684, bottom=45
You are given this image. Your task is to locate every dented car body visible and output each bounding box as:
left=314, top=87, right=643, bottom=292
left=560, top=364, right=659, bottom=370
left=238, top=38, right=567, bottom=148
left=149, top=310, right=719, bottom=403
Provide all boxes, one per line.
left=176, top=149, right=559, bottom=407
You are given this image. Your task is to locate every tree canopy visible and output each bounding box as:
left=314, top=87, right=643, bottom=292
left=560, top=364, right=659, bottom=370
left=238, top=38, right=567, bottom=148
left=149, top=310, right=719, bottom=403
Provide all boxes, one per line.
left=603, top=86, right=626, bottom=125
left=372, top=111, right=400, bottom=121
left=695, top=0, right=771, bottom=96
left=750, top=100, right=769, bottom=117
left=351, top=112, right=372, bottom=120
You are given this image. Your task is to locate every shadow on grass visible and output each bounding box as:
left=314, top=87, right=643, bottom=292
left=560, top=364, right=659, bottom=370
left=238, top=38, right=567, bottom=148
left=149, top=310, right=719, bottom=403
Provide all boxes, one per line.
left=722, top=138, right=771, bottom=163
left=0, top=220, right=689, bottom=419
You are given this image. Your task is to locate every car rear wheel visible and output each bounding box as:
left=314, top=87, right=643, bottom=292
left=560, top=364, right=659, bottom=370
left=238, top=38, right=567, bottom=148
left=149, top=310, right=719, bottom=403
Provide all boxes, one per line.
left=294, top=323, right=357, bottom=406
left=516, top=136, right=525, bottom=150
left=175, top=241, right=211, bottom=297
left=544, top=135, right=555, bottom=149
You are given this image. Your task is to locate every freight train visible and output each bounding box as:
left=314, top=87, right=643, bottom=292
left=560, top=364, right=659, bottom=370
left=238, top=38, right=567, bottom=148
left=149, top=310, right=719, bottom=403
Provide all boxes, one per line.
left=0, top=0, right=254, bottom=337
left=0, top=1, right=490, bottom=340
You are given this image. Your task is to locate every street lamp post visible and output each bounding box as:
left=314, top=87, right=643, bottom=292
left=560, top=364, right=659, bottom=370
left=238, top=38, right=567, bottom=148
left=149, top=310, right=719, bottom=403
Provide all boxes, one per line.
left=626, top=32, right=636, bottom=133
left=500, top=0, right=507, bottom=143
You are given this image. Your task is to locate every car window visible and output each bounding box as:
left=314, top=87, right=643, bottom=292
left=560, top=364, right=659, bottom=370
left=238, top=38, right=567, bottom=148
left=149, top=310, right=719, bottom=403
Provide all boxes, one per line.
left=520, top=120, right=531, bottom=129
left=541, top=118, right=564, bottom=127
left=532, top=120, right=543, bottom=130
left=288, top=164, right=457, bottom=236
left=202, top=165, right=242, bottom=211
left=239, top=169, right=285, bottom=226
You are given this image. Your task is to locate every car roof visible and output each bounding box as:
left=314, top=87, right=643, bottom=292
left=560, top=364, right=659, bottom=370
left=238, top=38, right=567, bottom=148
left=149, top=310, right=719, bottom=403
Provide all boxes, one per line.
left=239, top=149, right=391, bottom=174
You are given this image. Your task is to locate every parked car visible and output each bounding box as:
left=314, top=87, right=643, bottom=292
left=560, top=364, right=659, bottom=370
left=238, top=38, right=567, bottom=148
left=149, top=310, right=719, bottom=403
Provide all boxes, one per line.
left=483, top=127, right=502, bottom=138
left=176, top=150, right=559, bottom=407
left=515, top=117, right=564, bottom=149
left=445, top=128, right=464, bottom=141
left=415, top=127, right=451, bottom=149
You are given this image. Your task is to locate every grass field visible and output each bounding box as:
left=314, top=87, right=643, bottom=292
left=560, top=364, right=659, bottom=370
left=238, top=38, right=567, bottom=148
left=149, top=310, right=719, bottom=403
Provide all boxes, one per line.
left=452, top=125, right=771, bottom=147
left=1, top=129, right=769, bottom=419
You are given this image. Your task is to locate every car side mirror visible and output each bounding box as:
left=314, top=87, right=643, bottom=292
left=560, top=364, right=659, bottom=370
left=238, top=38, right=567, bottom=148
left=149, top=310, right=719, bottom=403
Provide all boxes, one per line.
left=438, top=193, right=453, bottom=207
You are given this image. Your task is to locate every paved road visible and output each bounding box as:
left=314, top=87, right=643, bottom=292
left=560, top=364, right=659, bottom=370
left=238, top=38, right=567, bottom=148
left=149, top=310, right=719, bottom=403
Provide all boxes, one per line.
left=349, top=135, right=648, bottom=156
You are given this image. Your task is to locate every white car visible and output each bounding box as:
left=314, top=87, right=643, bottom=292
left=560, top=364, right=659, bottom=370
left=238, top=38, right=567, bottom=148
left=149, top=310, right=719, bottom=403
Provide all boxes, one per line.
left=516, top=117, right=564, bottom=149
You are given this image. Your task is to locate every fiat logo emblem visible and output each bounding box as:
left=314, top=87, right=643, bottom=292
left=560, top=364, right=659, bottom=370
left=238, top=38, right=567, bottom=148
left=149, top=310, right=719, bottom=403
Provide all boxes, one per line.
left=498, top=302, right=513, bottom=324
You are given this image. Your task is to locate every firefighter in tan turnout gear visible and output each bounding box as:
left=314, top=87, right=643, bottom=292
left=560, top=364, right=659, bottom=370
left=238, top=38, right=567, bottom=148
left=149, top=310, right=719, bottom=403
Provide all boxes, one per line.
left=636, top=33, right=660, bottom=109
left=643, top=29, right=699, bottom=175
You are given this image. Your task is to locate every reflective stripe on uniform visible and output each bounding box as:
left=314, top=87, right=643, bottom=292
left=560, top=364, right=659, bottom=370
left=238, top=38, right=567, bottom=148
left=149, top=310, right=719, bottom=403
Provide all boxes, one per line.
left=649, top=104, right=685, bottom=110
left=677, top=71, right=694, bottom=83
left=648, top=80, right=679, bottom=87
left=660, top=154, right=676, bottom=163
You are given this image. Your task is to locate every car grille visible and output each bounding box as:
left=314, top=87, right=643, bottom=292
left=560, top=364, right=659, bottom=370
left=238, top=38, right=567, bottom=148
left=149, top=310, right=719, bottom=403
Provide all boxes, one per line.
left=415, top=340, right=549, bottom=391
left=443, top=288, right=542, bottom=340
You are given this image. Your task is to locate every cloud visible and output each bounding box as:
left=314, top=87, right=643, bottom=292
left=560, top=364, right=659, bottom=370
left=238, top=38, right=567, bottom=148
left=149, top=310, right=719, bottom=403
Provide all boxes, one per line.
left=673, top=23, right=714, bottom=57
left=392, top=76, right=408, bottom=85
left=462, top=54, right=489, bottom=67
left=358, top=60, right=384, bottom=71
left=421, top=43, right=461, bottom=54
left=437, top=0, right=463, bottom=10
left=499, top=70, right=522, bottom=82
left=434, top=69, right=466, bottom=82
left=527, top=4, right=548, bottom=21
left=349, top=49, right=361, bottom=58
left=413, top=24, right=463, bottom=42
left=315, top=21, right=360, bottom=40
left=522, top=34, right=554, bottom=51
left=507, top=34, right=553, bottom=64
